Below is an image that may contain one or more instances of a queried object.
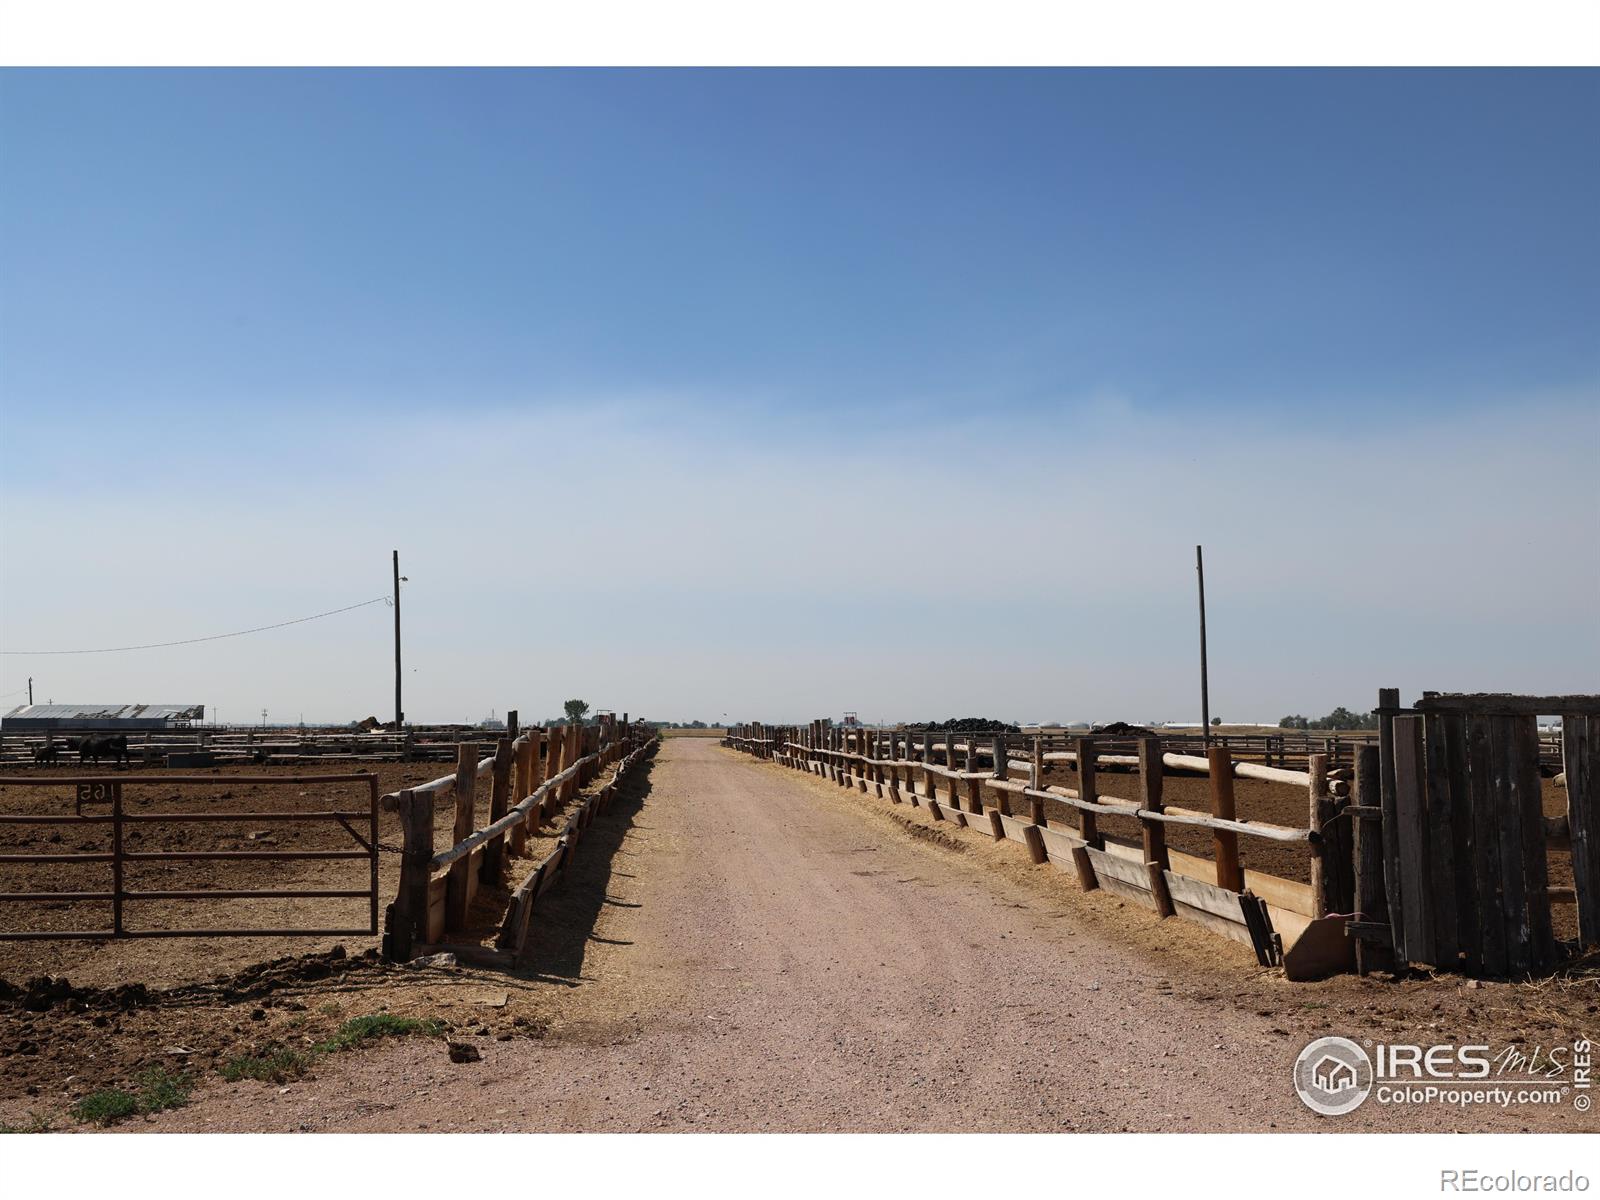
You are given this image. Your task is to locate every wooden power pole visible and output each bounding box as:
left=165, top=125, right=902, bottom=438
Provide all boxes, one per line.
left=1196, top=544, right=1210, bottom=746
left=393, top=550, right=403, bottom=731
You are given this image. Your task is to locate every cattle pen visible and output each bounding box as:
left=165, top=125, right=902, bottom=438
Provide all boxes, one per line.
left=0, top=708, right=658, bottom=983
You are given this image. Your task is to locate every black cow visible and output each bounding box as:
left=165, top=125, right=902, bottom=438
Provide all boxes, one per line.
left=31, top=743, right=61, bottom=765
left=73, top=734, right=130, bottom=768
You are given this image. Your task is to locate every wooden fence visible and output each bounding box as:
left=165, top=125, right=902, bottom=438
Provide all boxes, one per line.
left=725, top=720, right=1353, bottom=979
left=727, top=694, right=1597, bottom=981
left=381, top=712, right=657, bottom=966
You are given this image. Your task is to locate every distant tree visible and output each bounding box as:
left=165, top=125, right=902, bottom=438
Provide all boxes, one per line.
left=1281, top=708, right=1377, bottom=731
left=563, top=699, right=590, bottom=725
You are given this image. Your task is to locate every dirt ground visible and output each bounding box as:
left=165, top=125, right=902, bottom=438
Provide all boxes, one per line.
left=3, top=737, right=1591, bottom=1133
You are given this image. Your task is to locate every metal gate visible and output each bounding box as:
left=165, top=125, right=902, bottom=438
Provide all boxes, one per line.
left=0, top=771, right=380, bottom=941
left=1375, top=691, right=1598, bottom=975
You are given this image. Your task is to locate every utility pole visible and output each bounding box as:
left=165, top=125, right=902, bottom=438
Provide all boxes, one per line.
left=27, top=678, right=32, bottom=705
left=393, top=550, right=404, bottom=731
left=1196, top=544, right=1210, bottom=746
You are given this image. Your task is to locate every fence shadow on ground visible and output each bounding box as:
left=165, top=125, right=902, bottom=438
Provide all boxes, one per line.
left=515, top=753, right=658, bottom=985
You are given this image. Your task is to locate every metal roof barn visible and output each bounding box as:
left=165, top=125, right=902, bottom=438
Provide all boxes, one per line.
left=1, top=703, right=205, bottom=731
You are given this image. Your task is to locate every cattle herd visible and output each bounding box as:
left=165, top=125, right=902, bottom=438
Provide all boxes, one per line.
left=31, top=734, right=130, bottom=767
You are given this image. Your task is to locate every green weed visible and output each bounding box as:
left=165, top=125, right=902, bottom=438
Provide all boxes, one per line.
left=313, top=1013, right=442, bottom=1054
left=72, top=1066, right=193, bottom=1126
left=220, top=1048, right=313, bottom=1084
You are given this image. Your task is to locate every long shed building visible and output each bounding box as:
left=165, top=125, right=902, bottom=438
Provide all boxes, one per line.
left=0, top=703, right=206, bottom=732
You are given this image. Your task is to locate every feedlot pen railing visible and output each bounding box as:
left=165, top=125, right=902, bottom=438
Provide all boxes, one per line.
left=0, top=773, right=380, bottom=941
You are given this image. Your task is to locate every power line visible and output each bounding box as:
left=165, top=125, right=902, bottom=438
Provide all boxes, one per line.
left=0, top=596, right=391, bottom=656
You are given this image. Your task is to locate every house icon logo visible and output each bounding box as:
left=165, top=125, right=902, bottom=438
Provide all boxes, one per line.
left=1293, top=1037, right=1373, bottom=1116
left=1312, top=1055, right=1356, bottom=1093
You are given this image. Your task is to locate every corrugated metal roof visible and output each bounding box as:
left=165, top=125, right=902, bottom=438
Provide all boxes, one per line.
left=1, top=703, right=204, bottom=721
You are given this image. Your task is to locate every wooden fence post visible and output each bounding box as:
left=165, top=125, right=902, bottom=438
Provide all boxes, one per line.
left=1312, top=752, right=1350, bottom=921
left=1351, top=744, right=1393, bottom=974
left=445, top=743, right=477, bottom=932
left=383, top=788, right=433, bottom=960
left=886, top=731, right=902, bottom=803
left=1139, top=738, right=1174, bottom=918
left=989, top=734, right=1009, bottom=814
left=1392, top=718, right=1432, bottom=961
left=1022, top=823, right=1047, bottom=864
left=570, top=723, right=583, bottom=792
left=1075, top=737, right=1101, bottom=849
left=483, top=736, right=513, bottom=885
left=511, top=736, right=534, bottom=856
left=1207, top=745, right=1243, bottom=892
left=1563, top=714, right=1599, bottom=949
left=1376, top=687, right=1405, bottom=963
left=1308, top=751, right=1332, bottom=920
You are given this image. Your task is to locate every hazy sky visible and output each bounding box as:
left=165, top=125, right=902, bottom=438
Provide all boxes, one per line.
left=1, top=69, right=1596, bottom=725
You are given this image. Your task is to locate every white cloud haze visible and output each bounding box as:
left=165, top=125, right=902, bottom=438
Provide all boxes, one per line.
left=1, top=389, right=1596, bottom=726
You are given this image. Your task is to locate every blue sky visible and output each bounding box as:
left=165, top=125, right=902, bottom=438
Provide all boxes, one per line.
left=1, top=69, right=1596, bottom=724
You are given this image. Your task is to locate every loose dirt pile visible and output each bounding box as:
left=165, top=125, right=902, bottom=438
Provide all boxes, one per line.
left=903, top=718, right=1021, bottom=733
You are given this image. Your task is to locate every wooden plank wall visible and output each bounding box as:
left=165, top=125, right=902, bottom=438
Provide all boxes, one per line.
left=1381, top=693, right=1599, bottom=978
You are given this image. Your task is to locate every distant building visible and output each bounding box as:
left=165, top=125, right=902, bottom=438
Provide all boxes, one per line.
left=1, top=703, right=205, bottom=732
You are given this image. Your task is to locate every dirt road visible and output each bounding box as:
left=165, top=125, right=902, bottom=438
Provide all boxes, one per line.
left=147, top=738, right=1588, bottom=1132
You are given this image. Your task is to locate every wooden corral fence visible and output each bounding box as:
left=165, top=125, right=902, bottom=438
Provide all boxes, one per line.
left=728, top=690, right=1598, bottom=981
left=725, top=720, right=1350, bottom=979
left=1358, top=691, right=1600, bottom=978
left=0, top=772, right=380, bottom=941
left=381, top=712, right=657, bottom=967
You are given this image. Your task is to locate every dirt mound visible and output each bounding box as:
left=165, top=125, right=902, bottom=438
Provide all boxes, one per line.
left=0, top=945, right=382, bottom=1014
left=1091, top=721, right=1153, bottom=737
left=904, top=718, right=1021, bottom=734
